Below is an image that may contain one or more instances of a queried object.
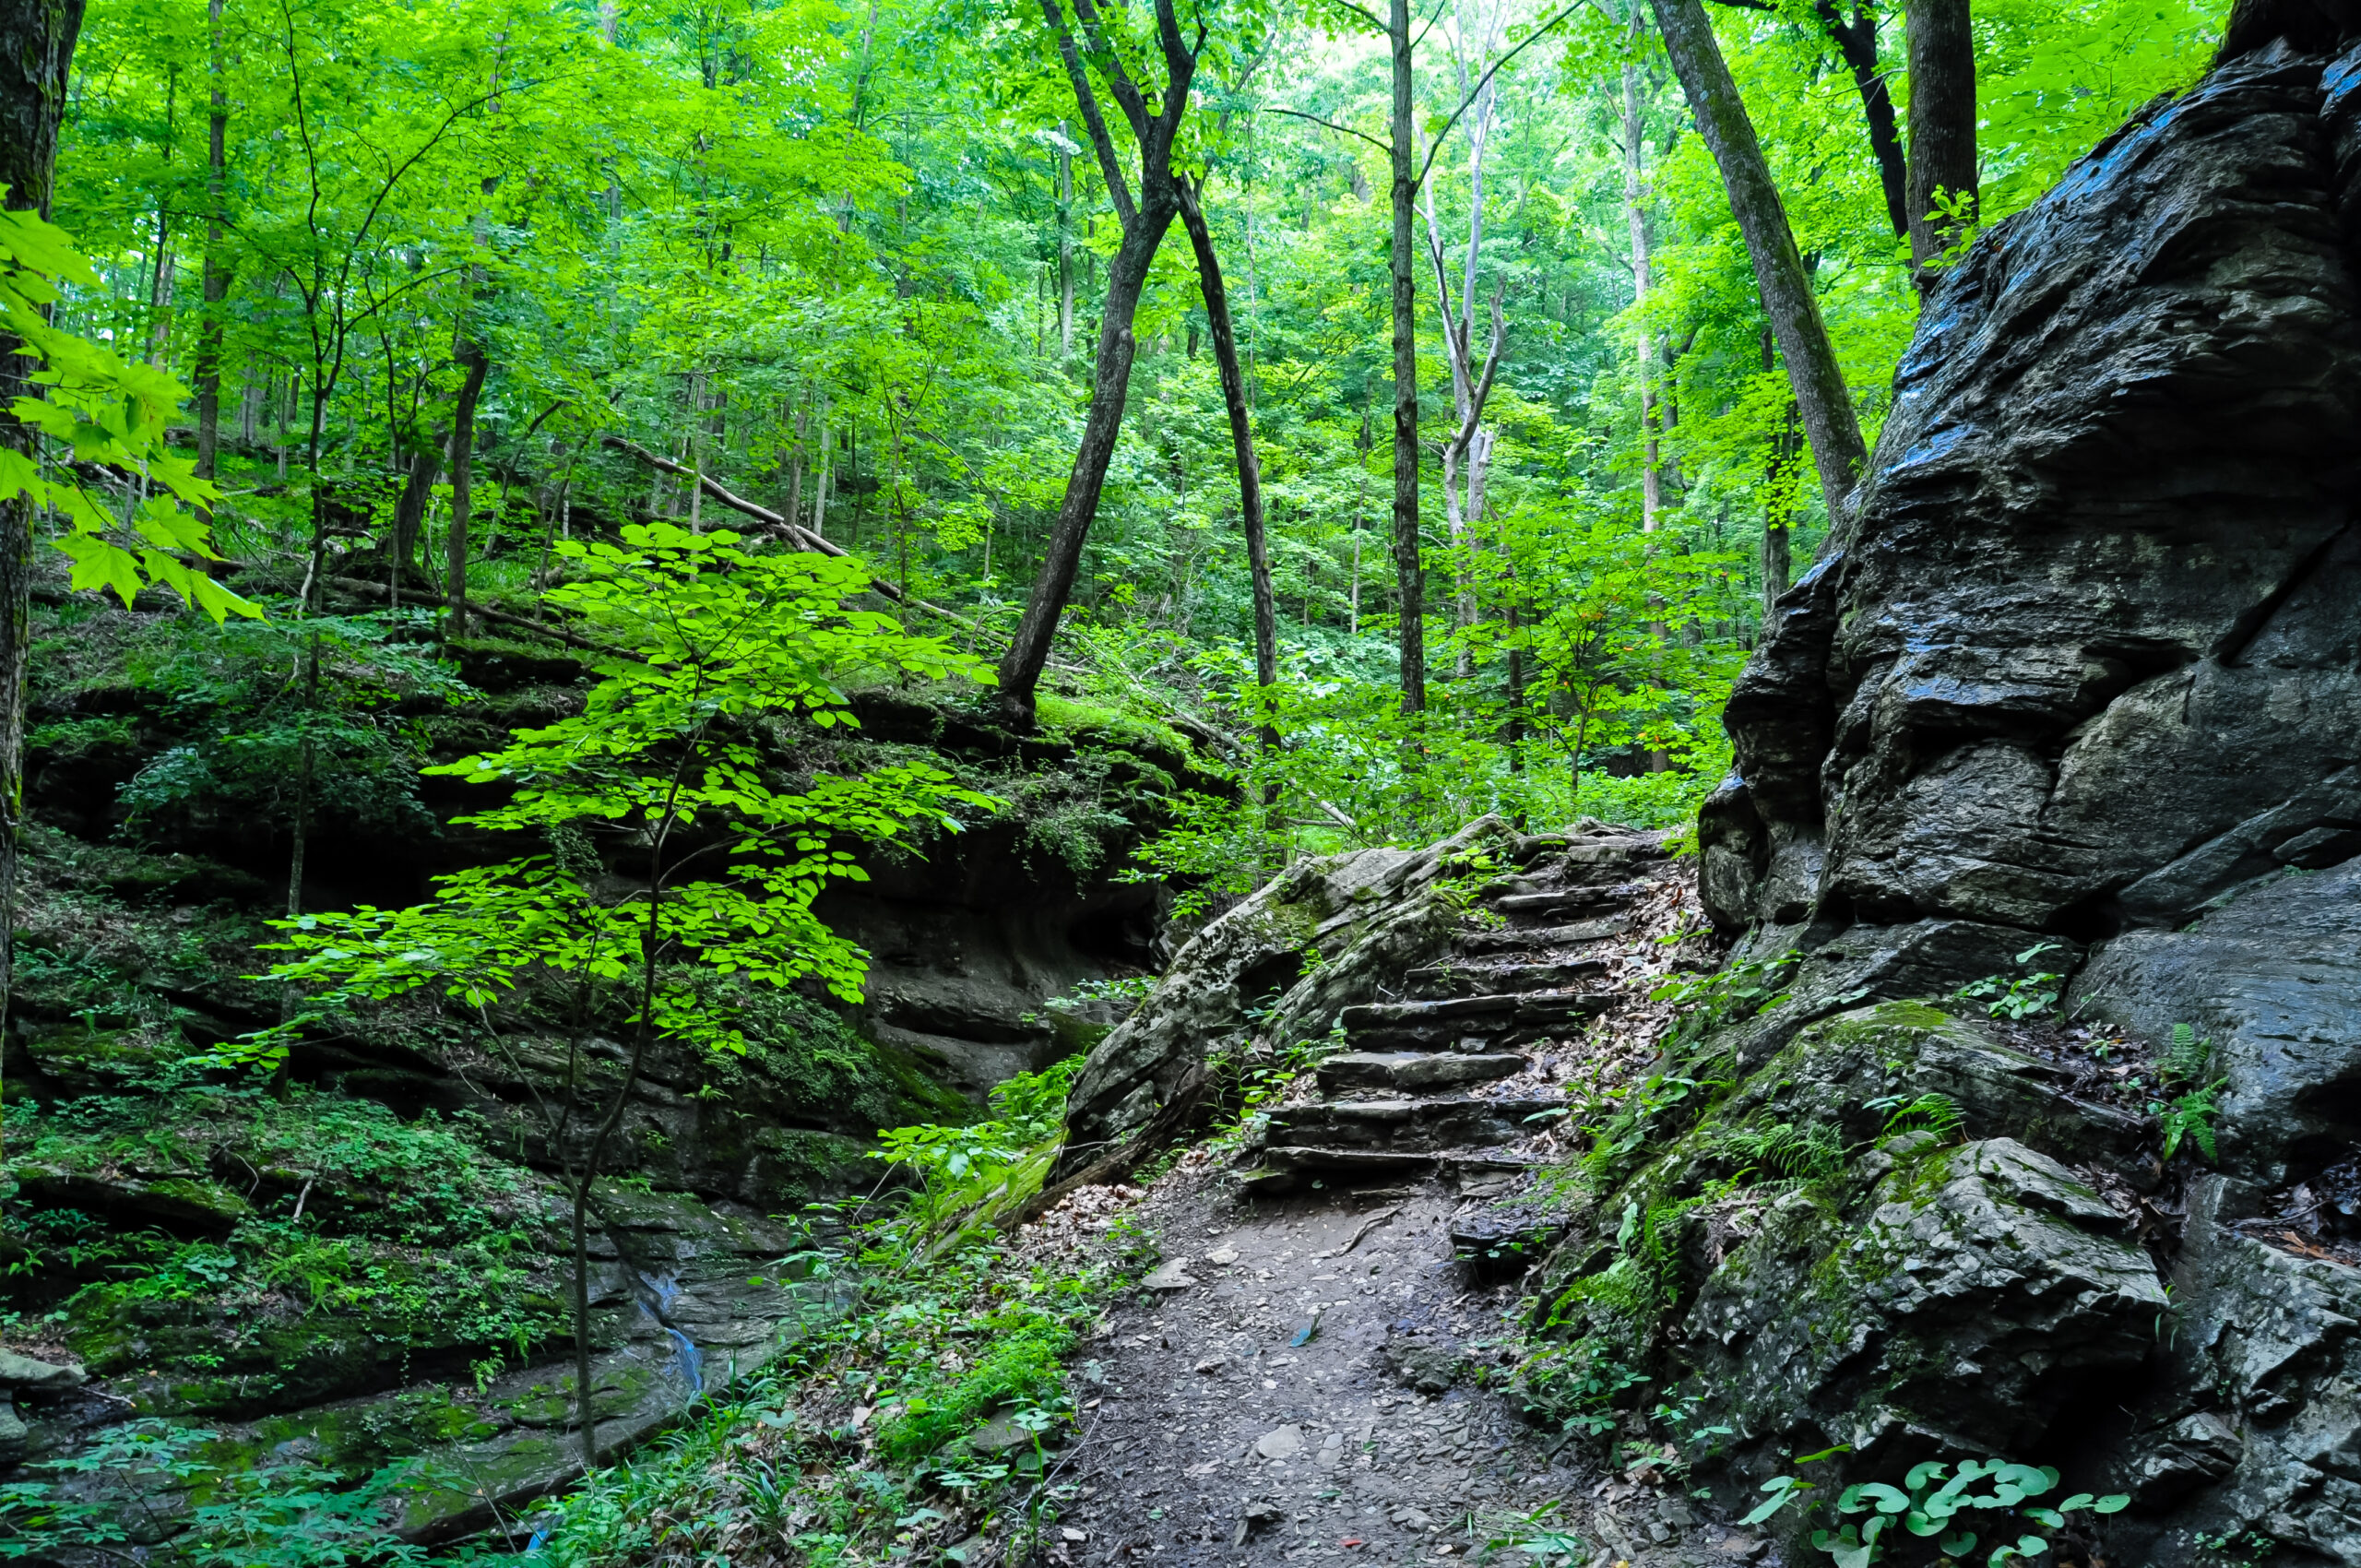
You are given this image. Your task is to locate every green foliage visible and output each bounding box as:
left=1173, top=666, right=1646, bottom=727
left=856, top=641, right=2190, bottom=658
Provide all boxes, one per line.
left=1707, top=1116, right=1847, bottom=1186
left=0, top=201, right=254, bottom=624
left=1508, top=1336, right=1649, bottom=1438
left=869, top=1057, right=1084, bottom=1231
left=2155, top=1079, right=2225, bottom=1164
left=1953, top=944, right=2067, bottom=1022
left=1866, top=1092, right=1965, bottom=1145
left=113, top=610, right=468, bottom=845
left=1649, top=951, right=1797, bottom=1052
left=254, top=525, right=997, bottom=1066
left=2151, top=1023, right=2226, bottom=1163
left=1740, top=1454, right=2128, bottom=1568
left=0, top=1420, right=436, bottom=1566
left=2163, top=1022, right=2214, bottom=1086
left=869, top=1301, right=1077, bottom=1466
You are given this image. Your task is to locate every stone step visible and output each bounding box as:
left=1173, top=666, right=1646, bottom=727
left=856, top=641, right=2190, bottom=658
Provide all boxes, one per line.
left=1489, top=885, right=1641, bottom=922
left=1238, top=1146, right=1541, bottom=1193
left=1406, top=957, right=1609, bottom=999
left=1449, top=1206, right=1570, bottom=1277
left=1457, top=915, right=1631, bottom=954
left=1340, top=991, right=1618, bottom=1050
left=1264, top=1093, right=1567, bottom=1153
left=1316, top=1051, right=1529, bottom=1094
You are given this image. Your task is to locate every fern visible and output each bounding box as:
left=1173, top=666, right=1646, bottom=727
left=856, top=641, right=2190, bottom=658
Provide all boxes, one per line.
left=2163, top=1023, right=2214, bottom=1087
left=2158, top=1080, right=2225, bottom=1163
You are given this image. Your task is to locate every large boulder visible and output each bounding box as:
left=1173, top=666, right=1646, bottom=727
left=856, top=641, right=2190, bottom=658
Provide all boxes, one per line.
left=1056, top=817, right=1519, bottom=1175
left=1703, top=39, right=2361, bottom=980
left=1675, top=21, right=2361, bottom=1564
left=1520, top=1006, right=2190, bottom=1556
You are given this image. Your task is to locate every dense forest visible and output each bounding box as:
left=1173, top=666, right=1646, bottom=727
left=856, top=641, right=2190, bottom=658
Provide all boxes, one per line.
left=23, top=0, right=2221, bottom=850
left=21, top=0, right=2357, bottom=1562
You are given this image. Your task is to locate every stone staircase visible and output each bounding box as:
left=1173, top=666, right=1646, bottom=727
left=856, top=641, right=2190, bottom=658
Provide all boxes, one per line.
left=1241, top=826, right=1670, bottom=1193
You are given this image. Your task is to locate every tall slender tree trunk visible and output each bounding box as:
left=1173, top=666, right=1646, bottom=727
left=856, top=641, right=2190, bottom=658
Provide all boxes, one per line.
left=997, top=0, right=1200, bottom=727
left=1761, top=330, right=1795, bottom=615
left=1057, top=125, right=1075, bottom=356
left=447, top=343, right=490, bottom=635
left=1624, top=54, right=1668, bottom=773
left=1905, top=0, right=1977, bottom=278
left=1623, top=59, right=1662, bottom=539
left=391, top=445, right=437, bottom=585
left=0, top=0, right=87, bottom=1166
left=811, top=389, right=832, bottom=537
left=1387, top=0, right=1424, bottom=717
left=1179, top=183, right=1277, bottom=756
left=998, top=201, right=1178, bottom=722
left=194, top=0, right=228, bottom=499
left=146, top=68, right=175, bottom=370
left=1649, top=0, right=1867, bottom=522
left=785, top=390, right=807, bottom=528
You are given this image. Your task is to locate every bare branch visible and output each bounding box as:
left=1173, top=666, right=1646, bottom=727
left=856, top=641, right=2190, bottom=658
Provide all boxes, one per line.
left=1416, top=0, right=1587, bottom=188
left=1266, top=106, right=1391, bottom=152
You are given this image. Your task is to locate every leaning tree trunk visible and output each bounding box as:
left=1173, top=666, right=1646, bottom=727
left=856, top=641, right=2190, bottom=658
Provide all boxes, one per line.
left=1649, top=0, right=1867, bottom=523
left=446, top=341, right=490, bottom=636
left=0, top=0, right=88, bottom=1168
left=1905, top=0, right=1977, bottom=277
left=1387, top=0, right=1426, bottom=717
left=996, top=199, right=1178, bottom=724
left=1178, top=184, right=1278, bottom=757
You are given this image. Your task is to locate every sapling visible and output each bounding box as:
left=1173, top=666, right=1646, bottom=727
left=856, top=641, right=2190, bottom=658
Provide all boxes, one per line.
left=253, top=524, right=995, bottom=1462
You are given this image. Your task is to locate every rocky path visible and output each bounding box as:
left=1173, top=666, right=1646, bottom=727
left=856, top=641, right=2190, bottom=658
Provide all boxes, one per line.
left=1034, top=829, right=1757, bottom=1568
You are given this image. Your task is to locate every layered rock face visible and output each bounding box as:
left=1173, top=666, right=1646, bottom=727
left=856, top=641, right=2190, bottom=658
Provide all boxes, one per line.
left=1707, top=37, right=2361, bottom=973
left=1683, top=30, right=2361, bottom=1564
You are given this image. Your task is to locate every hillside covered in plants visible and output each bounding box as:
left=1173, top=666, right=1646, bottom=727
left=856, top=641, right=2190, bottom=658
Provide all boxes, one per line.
left=6, top=0, right=2357, bottom=1563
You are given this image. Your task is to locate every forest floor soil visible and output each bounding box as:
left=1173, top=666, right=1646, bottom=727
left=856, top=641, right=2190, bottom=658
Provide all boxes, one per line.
left=1030, top=1156, right=1760, bottom=1568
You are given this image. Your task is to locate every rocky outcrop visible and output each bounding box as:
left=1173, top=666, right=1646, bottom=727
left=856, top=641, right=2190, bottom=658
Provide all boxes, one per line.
left=1700, top=37, right=2361, bottom=1050
left=1521, top=1005, right=2184, bottom=1558
left=1672, top=22, right=2361, bottom=1564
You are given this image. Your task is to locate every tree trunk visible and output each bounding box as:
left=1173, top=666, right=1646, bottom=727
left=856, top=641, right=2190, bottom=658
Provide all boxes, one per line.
left=1815, top=0, right=1907, bottom=238
left=447, top=343, right=490, bottom=636
left=996, top=0, right=1199, bottom=727
left=391, top=444, right=438, bottom=581
left=811, top=389, right=832, bottom=537
left=1057, top=124, right=1075, bottom=356
left=1178, top=182, right=1277, bottom=755
left=1623, top=59, right=1662, bottom=538
left=1650, top=0, right=1868, bottom=523
left=193, top=0, right=228, bottom=495
left=1388, top=0, right=1424, bottom=716
left=1762, top=331, right=1796, bottom=615
left=785, top=390, right=806, bottom=529
left=1906, top=0, right=1977, bottom=276
left=0, top=0, right=87, bottom=1166
left=996, top=199, right=1177, bottom=722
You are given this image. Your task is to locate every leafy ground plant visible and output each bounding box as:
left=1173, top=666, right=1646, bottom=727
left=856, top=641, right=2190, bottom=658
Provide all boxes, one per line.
left=1741, top=1453, right=2128, bottom=1567
left=1953, top=944, right=2067, bottom=1022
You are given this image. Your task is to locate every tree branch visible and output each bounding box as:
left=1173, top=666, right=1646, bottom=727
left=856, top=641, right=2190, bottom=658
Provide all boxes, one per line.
left=1266, top=106, right=1391, bottom=153
left=1041, top=0, right=1139, bottom=225
left=599, top=435, right=1003, bottom=644
left=1416, top=1, right=1586, bottom=188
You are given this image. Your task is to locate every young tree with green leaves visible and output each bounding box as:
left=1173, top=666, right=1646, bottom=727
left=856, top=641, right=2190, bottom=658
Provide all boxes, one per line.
left=257, top=523, right=996, bottom=1461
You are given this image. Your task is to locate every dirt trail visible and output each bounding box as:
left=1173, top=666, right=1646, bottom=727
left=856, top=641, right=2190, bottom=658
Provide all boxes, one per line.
left=1052, top=1164, right=1560, bottom=1564
left=1034, top=833, right=1766, bottom=1568
left=1044, top=1160, right=1762, bottom=1568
